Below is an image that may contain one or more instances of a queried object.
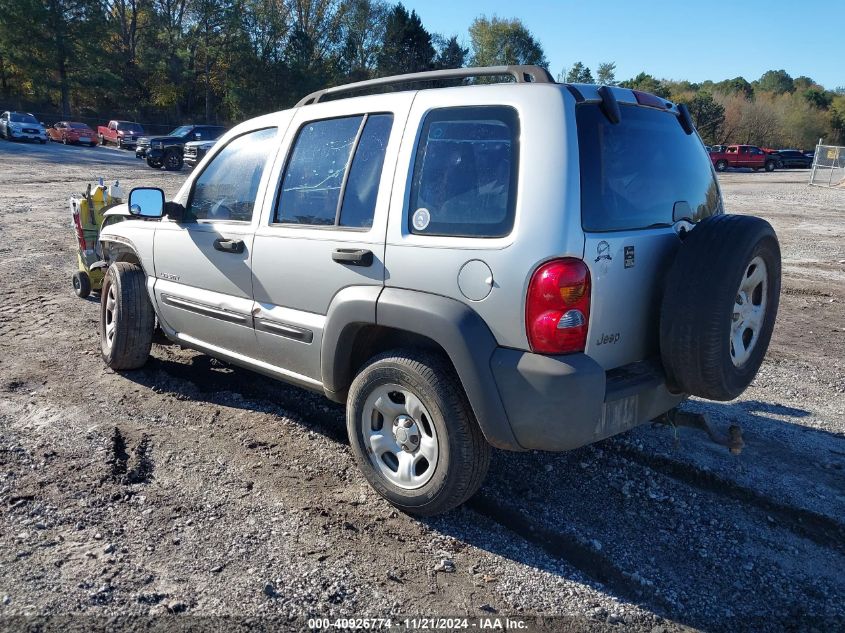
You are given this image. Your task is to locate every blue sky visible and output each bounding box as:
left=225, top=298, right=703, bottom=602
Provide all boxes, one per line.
left=403, top=0, right=844, bottom=90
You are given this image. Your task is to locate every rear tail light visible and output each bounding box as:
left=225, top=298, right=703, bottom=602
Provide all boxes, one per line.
left=526, top=258, right=591, bottom=354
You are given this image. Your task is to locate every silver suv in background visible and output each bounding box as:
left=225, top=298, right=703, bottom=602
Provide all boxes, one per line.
left=1, top=111, right=47, bottom=143
left=94, top=66, right=781, bottom=516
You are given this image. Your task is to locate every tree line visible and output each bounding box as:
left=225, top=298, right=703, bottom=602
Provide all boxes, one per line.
left=0, top=0, right=842, bottom=148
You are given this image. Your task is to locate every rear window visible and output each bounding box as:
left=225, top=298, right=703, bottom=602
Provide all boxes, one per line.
left=577, top=103, right=719, bottom=232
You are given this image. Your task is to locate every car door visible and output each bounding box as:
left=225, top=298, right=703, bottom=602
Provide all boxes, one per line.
left=250, top=93, right=413, bottom=384
left=152, top=125, right=280, bottom=358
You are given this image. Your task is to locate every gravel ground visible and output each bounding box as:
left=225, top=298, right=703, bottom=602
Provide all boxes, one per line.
left=0, top=141, right=843, bottom=633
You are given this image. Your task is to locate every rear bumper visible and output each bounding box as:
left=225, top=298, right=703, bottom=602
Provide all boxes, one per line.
left=490, top=349, right=685, bottom=451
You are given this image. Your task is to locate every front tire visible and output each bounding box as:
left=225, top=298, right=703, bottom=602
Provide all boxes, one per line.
left=346, top=350, right=490, bottom=516
left=715, top=160, right=728, bottom=172
left=99, top=262, right=155, bottom=370
left=146, top=156, right=162, bottom=169
left=163, top=149, right=183, bottom=171
left=765, top=160, right=776, bottom=172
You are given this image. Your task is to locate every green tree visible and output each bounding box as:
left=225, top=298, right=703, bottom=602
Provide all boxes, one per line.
left=435, top=35, right=467, bottom=70
left=792, top=75, right=815, bottom=92
left=831, top=95, right=845, bottom=143
left=563, top=61, right=592, bottom=83
left=596, top=61, right=616, bottom=85
left=619, top=72, right=668, bottom=98
left=337, top=0, right=388, bottom=80
left=468, top=15, right=547, bottom=68
left=803, top=88, right=832, bottom=110
left=0, top=0, right=103, bottom=115
left=375, top=3, right=435, bottom=76
left=755, top=69, right=794, bottom=94
left=713, top=76, right=753, bottom=98
left=677, top=91, right=725, bottom=145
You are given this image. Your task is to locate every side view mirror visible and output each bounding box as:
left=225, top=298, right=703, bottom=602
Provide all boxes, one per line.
left=128, top=187, right=165, bottom=219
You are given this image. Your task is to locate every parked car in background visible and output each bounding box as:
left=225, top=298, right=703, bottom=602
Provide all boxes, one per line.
left=183, top=138, right=218, bottom=168
left=775, top=149, right=813, bottom=169
left=47, top=121, right=97, bottom=146
left=710, top=144, right=777, bottom=172
left=0, top=111, right=47, bottom=143
left=135, top=124, right=226, bottom=171
left=98, top=120, right=144, bottom=149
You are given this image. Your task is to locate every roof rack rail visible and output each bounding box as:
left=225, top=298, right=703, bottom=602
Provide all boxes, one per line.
left=295, top=65, right=555, bottom=107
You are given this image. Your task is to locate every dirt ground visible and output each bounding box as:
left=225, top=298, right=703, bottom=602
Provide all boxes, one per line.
left=0, top=140, right=843, bottom=633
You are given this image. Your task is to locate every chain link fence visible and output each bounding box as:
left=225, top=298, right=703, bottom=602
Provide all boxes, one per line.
left=809, top=141, right=845, bottom=188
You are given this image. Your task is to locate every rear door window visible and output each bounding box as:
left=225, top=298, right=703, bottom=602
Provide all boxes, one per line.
left=276, top=114, right=394, bottom=228
left=408, top=106, right=519, bottom=238
left=577, top=104, right=719, bottom=232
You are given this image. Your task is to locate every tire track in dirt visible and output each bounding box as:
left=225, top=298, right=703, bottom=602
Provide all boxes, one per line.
left=467, top=494, right=676, bottom=615
left=608, top=442, right=845, bottom=553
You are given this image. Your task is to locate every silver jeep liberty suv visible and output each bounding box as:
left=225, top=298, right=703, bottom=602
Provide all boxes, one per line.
left=96, top=66, right=781, bottom=515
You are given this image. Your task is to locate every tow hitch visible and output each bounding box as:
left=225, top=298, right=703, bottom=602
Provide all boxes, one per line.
left=654, top=408, right=745, bottom=455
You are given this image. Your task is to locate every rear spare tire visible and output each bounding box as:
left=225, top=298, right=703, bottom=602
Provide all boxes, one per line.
left=660, top=214, right=781, bottom=401
left=100, top=262, right=155, bottom=370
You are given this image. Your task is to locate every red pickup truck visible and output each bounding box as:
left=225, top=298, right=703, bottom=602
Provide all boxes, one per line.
left=97, top=120, right=145, bottom=149
left=710, top=144, right=777, bottom=172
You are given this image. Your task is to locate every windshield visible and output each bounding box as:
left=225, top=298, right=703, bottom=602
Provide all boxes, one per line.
left=69, top=122, right=90, bottom=129
left=11, top=113, right=38, bottom=124
left=577, top=103, right=720, bottom=232
left=167, top=125, right=193, bottom=137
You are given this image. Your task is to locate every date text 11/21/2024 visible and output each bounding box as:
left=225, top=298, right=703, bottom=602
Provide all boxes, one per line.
left=306, top=616, right=530, bottom=630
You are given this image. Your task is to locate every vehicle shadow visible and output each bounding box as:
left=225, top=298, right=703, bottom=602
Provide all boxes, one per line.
left=120, top=348, right=845, bottom=631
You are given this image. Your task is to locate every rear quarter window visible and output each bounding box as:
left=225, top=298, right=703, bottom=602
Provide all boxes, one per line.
left=577, top=104, right=719, bottom=232
left=409, top=106, right=519, bottom=238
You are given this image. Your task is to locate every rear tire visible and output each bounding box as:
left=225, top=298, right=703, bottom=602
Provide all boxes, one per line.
left=72, top=271, right=91, bottom=298
left=346, top=350, right=490, bottom=516
left=99, top=262, right=155, bottom=370
left=660, top=214, right=781, bottom=401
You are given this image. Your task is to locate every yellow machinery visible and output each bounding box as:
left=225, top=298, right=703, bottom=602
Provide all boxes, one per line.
left=70, top=180, right=122, bottom=298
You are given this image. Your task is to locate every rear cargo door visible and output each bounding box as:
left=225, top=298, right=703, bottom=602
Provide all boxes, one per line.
left=576, top=101, right=720, bottom=370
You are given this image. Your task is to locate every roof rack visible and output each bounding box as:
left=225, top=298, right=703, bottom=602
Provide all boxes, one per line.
left=295, top=65, right=555, bottom=107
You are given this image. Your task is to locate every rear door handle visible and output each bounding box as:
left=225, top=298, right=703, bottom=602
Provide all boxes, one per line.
left=214, top=238, right=245, bottom=254
left=332, top=248, right=373, bottom=267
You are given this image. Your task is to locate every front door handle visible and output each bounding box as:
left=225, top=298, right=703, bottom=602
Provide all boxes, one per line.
left=332, top=248, right=373, bottom=267
left=214, top=238, right=245, bottom=254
